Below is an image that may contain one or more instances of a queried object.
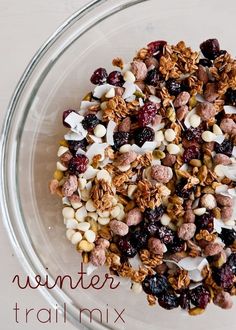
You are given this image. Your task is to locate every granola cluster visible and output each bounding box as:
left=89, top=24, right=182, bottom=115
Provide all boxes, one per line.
left=50, top=38, right=236, bottom=315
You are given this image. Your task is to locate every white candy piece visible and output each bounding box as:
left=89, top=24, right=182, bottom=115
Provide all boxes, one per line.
left=214, top=164, right=225, bottom=178
left=57, top=146, right=69, bottom=157
left=189, top=114, right=201, bottom=128
left=75, top=206, right=87, bottom=222
left=100, top=101, right=107, bottom=111
left=78, top=178, right=87, bottom=190
left=117, top=164, right=131, bottom=172
left=84, top=230, right=96, bottom=243
left=155, top=130, right=164, bottom=142
left=62, top=207, right=75, bottom=219
left=116, top=210, right=125, bottom=221
left=213, top=124, right=223, bottom=135
left=66, top=229, right=76, bottom=240
left=66, top=219, right=79, bottom=229
left=119, top=144, right=131, bottom=153
left=110, top=205, right=121, bottom=218
left=96, top=169, right=111, bottom=183
left=87, top=212, right=98, bottom=221
left=123, top=70, right=136, bottom=83
left=127, top=184, right=137, bottom=199
left=105, top=87, right=115, bottom=98
left=201, top=131, right=216, bottom=142
left=77, top=222, right=90, bottom=232
left=97, top=210, right=110, bottom=217
left=71, top=232, right=83, bottom=244
left=161, top=213, right=171, bottom=226
left=167, top=143, right=180, bottom=155
left=94, top=124, right=106, bottom=138
left=85, top=199, right=96, bottom=212
left=98, top=217, right=110, bottom=225
left=193, top=207, right=206, bottom=216
left=70, top=201, right=83, bottom=209
left=80, top=189, right=90, bottom=202
left=131, top=282, right=142, bottom=294
left=56, top=161, right=67, bottom=171
left=164, top=129, right=176, bottom=142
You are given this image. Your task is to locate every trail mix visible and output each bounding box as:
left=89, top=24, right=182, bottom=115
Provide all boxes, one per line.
left=50, top=38, right=236, bottom=315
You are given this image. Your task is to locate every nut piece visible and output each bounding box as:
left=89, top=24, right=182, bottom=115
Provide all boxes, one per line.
left=204, top=243, right=223, bottom=256
left=96, top=238, right=110, bottom=249
left=131, top=60, right=148, bottom=81
left=184, top=209, right=195, bottom=223
left=213, top=291, right=233, bottom=309
left=215, top=194, right=233, bottom=207
left=90, top=247, right=106, bottom=266
left=178, top=223, right=196, bottom=240
left=151, top=164, right=173, bottom=183
left=162, top=154, right=176, bottom=166
left=220, top=118, right=236, bottom=134
left=204, top=83, right=218, bottom=102
left=214, top=153, right=232, bottom=165
left=109, top=220, right=129, bottom=236
left=173, top=91, right=190, bottom=108
left=62, top=175, right=78, bottom=197
left=49, top=179, right=59, bottom=194
left=221, top=207, right=233, bottom=221
left=197, top=65, right=209, bottom=84
left=119, top=117, right=131, bottom=132
left=126, top=208, right=143, bottom=226
left=115, top=150, right=137, bottom=167
left=176, top=105, right=188, bottom=121
left=200, top=194, right=217, bottom=210
left=196, top=102, right=216, bottom=121
left=148, top=238, right=164, bottom=255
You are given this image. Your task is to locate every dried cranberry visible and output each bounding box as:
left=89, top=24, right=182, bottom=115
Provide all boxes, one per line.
left=113, top=132, right=129, bottom=150
left=190, top=286, right=210, bottom=309
left=179, top=290, right=191, bottom=310
left=200, top=39, right=221, bottom=60
left=62, top=109, right=78, bottom=128
left=147, top=40, right=167, bottom=55
left=117, top=236, right=137, bottom=258
left=166, top=79, right=182, bottom=96
left=134, top=127, right=155, bottom=147
left=81, top=114, right=100, bottom=131
left=168, top=236, right=185, bottom=253
left=183, top=146, right=201, bottom=163
left=175, top=179, right=195, bottom=199
left=158, top=292, right=179, bottom=310
left=227, top=253, right=236, bottom=274
left=213, top=264, right=234, bottom=290
left=90, top=68, right=108, bottom=85
left=156, top=226, right=175, bottom=245
left=68, top=154, right=89, bottom=175
left=144, top=205, right=165, bottom=222
left=138, top=101, right=157, bottom=126
left=130, top=229, right=148, bottom=250
left=183, top=127, right=203, bottom=142
left=142, top=221, right=160, bottom=237
left=215, top=139, right=233, bottom=157
left=142, top=274, right=168, bottom=296
left=195, top=212, right=214, bottom=233
left=225, top=88, right=236, bottom=106
left=68, top=139, right=88, bottom=155
left=198, top=58, right=213, bottom=67
left=219, top=228, right=236, bottom=246
left=145, top=68, right=160, bottom=86
left=107, top=70, right=124, bottom=87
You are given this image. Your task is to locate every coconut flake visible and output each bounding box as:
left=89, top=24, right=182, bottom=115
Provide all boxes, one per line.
left=64, top=130, right=86, bottom=141
left=64, top=111, right=84, bottom=127
left=149, top=95, right=161, bottom=103
left=131, top=174, right=137, bottom=182
left=215, top=184, right=229, bottom=194
left=214, top=218, right=235, bottom=231
left=179, top=164, right=189, bottom=171
left=214, top=134, right=225, bottom=144
left=86, top=181, right=92, bottom=191
left=80, top=100, right=99, bottom=111
left=93, top=84, right=114, bottom=99
left=195, top=94, right=205, bottom=103
left=232, top=146, right=236, bottom=158
left=139, top=98, right=144, bottom=107
left=106, top=120, right=116, bottom=146
left=129, top=255, right=142, bottom=270
left=86, top=143, right=108, bottom=161
left=184, top=107, right=196, bottom=129
left=192, top=198, right=200, bottom=209
left=122, top=81, right=136, bottom=100
left=83, top=166, right=99, bottom=180
left=228, top=188, right=236, bottom=197
left=224, top=105, right=236, bottom=114
left=89, top=135, right=102, bottom=143
left=62, top=197, right=71, bottom=206
left=188, top=269, right=203, bottom=282
left=178, top=257, right=207, bottom=271
left=96, top=110, right=103, bottom=120
left=222, top=164, right=236, bottom=181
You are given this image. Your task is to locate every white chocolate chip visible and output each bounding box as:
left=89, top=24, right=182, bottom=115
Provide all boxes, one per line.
left=105, top=87, right=115, bottom=98
left=201, top=131, right=216, bottom=142
left=71, top=232, right=83, bottom=244
left=62, top=207, right=75, bottom=219
left=70, top=201, right=82, bottom=209
left=98, top=217, right=110, bottom=225
left=160, top=213, right=171, bottom=226
left=75, top=206, right=87, bottom=222
left=164, top=129, right=176, bottom=142
left=117, top=164, right=131, bottom=172
left=56, top=161, right=67, bottom=171
left=97, top=210, right=110, bottom=217
left=111, top=196, right=118, bottom=206
left=57, top=146, right=69, bottom=157
left=110, top=205, right=121, bottom=218
left=77, top=222, right=90, bottom=232
left=119, top=144, right=131, bottom=153
left=127, top=184, right=137, bottom=199
left=78, top=178, right=87, bottom=190
left=94, top=124, right=106, bottom=138
left=100, top=101, right=107, bottom=111
left=124, top=70, right=136, bottom=83
left=66, top=228, right=76, bottom=240
left=116, top=210, right=125, bottom=221
left=167, top=143, right=180, bottom=155
left=87, top=212, right=98, bottom=221
left=84, top=230, right=96, bottom=243
left=131, top=282, right=142, bottom=294
left=66, top=219, right=79, bottom=229
left=96, top=169, right=111, bottom=183
left=193, top=207, right=206, bottom=216
left=155, top=131, right=164, bottom=142
left=213, top=124, right=223, bottom=135
left=189, top=114, right=201, bottom=128
left=85, top=199, right=96, bottom=212
left=80, top=189, right=90, bottom=201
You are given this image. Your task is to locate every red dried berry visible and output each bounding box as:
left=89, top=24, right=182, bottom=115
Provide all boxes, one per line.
left=225, top=88, right=236, bottom=106
left=68, top=154, right=89, bottom=175
left=183, top=127, right=203, bottom=142
left=142, top=274, right=168, bottom=296
left=144, top=205, right=165, bottom=222
left=200, top=38, right=220, bottom=60
left=68, top=139, right=88, bottom=155
left=117, top=235, right=137, bottom=258
left=213, top=264, right=234, bottom=290
left=145, top=68, right=160, bottom=86
left=190, top=286, right=210, bottom=309
left=62, top=109, right=77, bottom=128
left=107, top=71, right=124, bottom=87
left=183, top=146, right=201, bottom=163
left=81, top=114, right=100, bottom=131
left=195, top=212, right=214, bottom=233
left=158, top=292, right=179, bottom=310
left=134, top=126, right=155, bottom=146
left=227, top=253, right=236, bottom=274
left=138, top=101, right=157, bottom=126
left=113, top=132, right=129, bottom=150
left=166, top=79, right=182, bottom=96
left=215, top=139, right=233, bottom=157
left=90, top=68, right=108, bottom=85
left=156, top=226, right=175, bottom=245
left=147, top=40, right=167, bottom=55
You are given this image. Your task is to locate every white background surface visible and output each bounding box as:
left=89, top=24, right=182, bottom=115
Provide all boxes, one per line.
left=0, top=1, right=89, bottom=329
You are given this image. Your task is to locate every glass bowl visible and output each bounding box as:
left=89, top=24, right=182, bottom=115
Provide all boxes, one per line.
left=1, top=0, right=236, bottom=329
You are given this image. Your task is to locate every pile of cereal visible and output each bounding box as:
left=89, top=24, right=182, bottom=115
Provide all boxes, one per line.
left=50, top=38, right=236, bottom=315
